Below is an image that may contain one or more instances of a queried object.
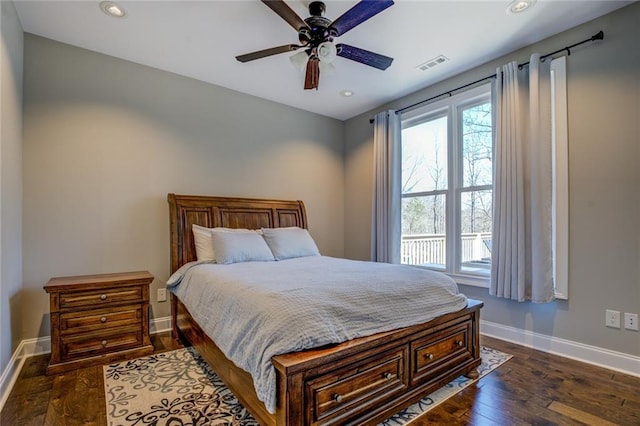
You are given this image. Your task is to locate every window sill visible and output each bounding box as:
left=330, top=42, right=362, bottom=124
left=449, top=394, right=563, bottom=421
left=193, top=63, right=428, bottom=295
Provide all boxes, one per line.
left=447, top=273, right=490, bottom=288
left=448, top=273, right=569, bottom=299
left=404, top=264, right=490, bottom=288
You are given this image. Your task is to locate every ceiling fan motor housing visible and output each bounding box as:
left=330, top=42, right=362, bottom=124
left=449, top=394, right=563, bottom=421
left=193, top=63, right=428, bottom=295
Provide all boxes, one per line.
left=301, top=2, right=332, bottom=49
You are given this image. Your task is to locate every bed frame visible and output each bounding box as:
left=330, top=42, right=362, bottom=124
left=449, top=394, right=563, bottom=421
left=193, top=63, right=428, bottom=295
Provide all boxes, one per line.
left=168, top=193, right=482, bottom=425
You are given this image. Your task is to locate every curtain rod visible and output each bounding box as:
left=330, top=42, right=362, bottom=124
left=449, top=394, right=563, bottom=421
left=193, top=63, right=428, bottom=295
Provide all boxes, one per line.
left=369, top=30, right=604, bottom=123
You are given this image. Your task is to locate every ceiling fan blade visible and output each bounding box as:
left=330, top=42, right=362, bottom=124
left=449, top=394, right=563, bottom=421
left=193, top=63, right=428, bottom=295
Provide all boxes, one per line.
left=336, top=43, right=393, bottom=70
left=261, top=0, right=310, bottom=31
left=304, top=58, right=320, bottom=90
left=329, top=0, right=394, bottom=37
left=236, top=44, right=299, bottom=63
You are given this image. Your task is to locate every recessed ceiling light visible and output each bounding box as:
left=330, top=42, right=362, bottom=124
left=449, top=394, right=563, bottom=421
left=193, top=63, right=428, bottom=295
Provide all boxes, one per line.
left=340, top=90, right=354, bottom=97
left=100, top=1, right=126, bottom=18
left=507, top=0, right=536, bottom=14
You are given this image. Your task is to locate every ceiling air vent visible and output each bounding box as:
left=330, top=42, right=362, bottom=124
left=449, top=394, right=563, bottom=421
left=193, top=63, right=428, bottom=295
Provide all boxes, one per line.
left=416, top=55, right=449, bottom=71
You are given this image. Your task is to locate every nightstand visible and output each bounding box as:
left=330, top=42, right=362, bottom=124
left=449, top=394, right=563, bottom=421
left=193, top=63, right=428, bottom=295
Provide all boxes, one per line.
left=44, top=271, right=154, bottom=375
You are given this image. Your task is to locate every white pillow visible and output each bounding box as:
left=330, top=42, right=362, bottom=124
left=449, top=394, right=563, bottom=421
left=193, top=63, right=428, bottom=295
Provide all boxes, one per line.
left=192, top=225, right=258, bottom=262
left=210, top=229, right=275, bottom=264
left=261, top=227, right=320, bottom=260
left=192, top=224, right=216, bottom=262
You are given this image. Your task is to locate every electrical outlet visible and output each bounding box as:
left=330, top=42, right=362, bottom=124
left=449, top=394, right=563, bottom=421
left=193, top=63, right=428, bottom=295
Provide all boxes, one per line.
left=157, top=288, right=167, bottom=302
left=624, top=313, right=638, bottom=331
left=605, top=309, right=620, bottom=328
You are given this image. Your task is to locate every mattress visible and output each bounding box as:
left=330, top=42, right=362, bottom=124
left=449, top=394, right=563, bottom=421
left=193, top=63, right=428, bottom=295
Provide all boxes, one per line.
left=167, top=256, right=468, bottom=413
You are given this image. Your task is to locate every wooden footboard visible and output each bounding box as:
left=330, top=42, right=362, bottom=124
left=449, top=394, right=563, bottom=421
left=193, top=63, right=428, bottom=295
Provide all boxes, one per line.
left=173, top=294, right=482, bottom=426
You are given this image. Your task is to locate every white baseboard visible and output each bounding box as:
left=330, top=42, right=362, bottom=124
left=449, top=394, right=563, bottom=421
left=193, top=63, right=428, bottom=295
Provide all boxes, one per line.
left=0, top=316, right=172, bottom=412
left=149, top=315, right=172, bottom=334
left=0, top=336, right=51, bottom=412
left=481, top=319, right=640, bottom=378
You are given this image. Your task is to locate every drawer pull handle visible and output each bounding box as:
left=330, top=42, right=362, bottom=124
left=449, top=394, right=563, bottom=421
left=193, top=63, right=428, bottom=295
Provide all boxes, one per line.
left=425, top=353, right=434, bottom=360
left=101, top=317, right=107, bottom=323
left=100, top=294, right=107, bottom=300
left=333, top=394, right=343, bottom=403
left=101, top=340, right=107, bottom=346
left=384, top=372, right=392, bottom=380
left=455, top=340, right=464, bottom=347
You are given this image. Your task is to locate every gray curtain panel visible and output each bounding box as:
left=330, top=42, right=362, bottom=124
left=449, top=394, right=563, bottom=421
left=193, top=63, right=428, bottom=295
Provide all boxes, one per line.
left=491, top=54, right=554, bottom=303
left=371, top=110, right=401, bottom=264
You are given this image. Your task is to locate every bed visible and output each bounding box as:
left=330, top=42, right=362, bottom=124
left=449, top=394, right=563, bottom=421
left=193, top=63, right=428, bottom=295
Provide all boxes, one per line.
left=168, top=193, right=483, bottom=425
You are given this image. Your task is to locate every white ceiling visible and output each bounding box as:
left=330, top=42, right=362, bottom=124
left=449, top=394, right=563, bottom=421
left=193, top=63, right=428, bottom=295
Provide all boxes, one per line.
left=14, top=0, right=632, bottom=120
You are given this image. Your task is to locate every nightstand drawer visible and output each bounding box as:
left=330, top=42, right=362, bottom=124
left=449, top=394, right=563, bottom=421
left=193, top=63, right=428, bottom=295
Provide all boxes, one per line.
left=60, top=305, right=142, bottom=334
left=59, top=286, right=143, bottom=310
left=61, top=328, right=143, bottom=361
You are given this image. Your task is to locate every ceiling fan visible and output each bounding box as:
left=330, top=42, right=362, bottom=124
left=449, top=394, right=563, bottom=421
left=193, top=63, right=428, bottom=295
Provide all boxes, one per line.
left=236, top=0, right=394, bottom=90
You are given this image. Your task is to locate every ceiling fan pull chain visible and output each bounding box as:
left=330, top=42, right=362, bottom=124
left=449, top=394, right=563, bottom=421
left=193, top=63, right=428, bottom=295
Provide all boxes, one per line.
left=304, top=58, right=320, bottom=90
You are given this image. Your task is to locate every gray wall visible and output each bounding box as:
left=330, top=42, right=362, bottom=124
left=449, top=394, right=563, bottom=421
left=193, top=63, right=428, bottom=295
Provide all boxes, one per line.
left=344, top=3, right=640, bottom=356
left=0, top=0, right=24, bottom=374
left=22, top=35, right=345, bottom=341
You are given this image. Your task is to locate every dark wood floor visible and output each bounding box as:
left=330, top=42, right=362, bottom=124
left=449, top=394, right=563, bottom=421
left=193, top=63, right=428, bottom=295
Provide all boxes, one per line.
left=1, top=333, right=638, bottom=425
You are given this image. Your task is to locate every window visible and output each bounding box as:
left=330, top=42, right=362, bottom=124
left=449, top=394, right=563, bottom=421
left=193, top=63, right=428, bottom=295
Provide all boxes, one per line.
left=551, top=56, right=568, bottom=299
left=400, top=85, right=492, bottom=279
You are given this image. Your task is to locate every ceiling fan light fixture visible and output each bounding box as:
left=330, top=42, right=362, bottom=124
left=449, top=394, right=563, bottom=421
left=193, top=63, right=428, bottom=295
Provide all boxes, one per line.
left=289, top=50, right=309, bottom=72
left=319, top=61, right=336, bottom=75
left=317, top=42, right=337, bottom=63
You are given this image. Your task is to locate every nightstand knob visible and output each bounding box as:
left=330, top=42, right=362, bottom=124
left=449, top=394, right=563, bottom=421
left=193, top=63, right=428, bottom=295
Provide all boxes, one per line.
left=101, top=340, right=107, bottom=346
left=101, top=317, right=107, bottom=323
left=456, top=340, right=464, bottom=347
left=384, top=372, right=392, bottom=380
left=333, top=394, right=343, bottom=403
left=425, top=353, right=434, bottom=360
left=100, top=294, right=107, bottom=300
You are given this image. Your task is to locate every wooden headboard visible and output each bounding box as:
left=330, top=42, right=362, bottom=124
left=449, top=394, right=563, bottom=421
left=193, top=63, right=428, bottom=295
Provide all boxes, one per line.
left=168, top=194, right=308, bottom=273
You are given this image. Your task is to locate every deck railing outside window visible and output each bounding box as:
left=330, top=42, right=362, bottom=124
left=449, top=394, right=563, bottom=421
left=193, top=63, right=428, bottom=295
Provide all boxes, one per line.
left=401, top=233, right=491, bottom=266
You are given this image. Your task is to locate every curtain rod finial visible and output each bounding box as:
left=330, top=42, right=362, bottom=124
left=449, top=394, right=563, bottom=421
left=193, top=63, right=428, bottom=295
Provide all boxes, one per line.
left=592, top=30, right=604, bottom=41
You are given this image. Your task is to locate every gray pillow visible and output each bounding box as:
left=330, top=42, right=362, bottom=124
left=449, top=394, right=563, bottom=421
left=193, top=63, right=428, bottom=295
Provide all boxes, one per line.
left=210, top=230, right=275, bottom=264
left=261, top=227, right=320, bottom=260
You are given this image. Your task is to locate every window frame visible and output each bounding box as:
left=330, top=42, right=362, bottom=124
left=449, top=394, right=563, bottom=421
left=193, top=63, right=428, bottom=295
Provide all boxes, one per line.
left=454, top=97, right=494, bottom=276
left=400, top=84, right=493, bottom=283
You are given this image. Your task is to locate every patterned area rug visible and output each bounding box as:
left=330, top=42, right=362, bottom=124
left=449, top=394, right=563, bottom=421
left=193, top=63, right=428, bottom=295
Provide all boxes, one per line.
left=104, top=346, right=511, bottom=426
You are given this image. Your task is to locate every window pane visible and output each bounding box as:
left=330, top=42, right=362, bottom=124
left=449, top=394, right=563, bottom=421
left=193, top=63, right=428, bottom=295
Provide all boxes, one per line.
left=402, top=116, right=447, bottom=194
left=460, top=190, right=492, bottom=273
left=401, top=195, right=446, bottom=269
left=462, top=103, right=492, bottom=188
